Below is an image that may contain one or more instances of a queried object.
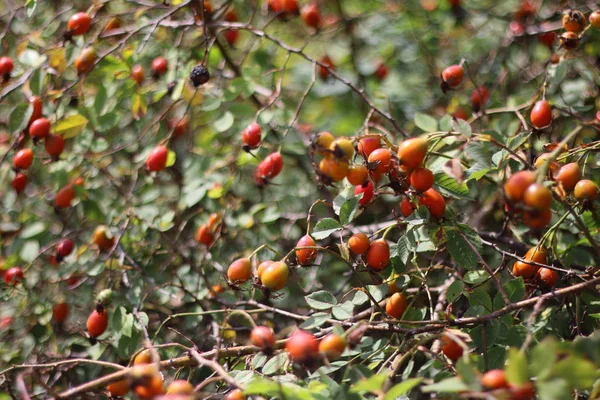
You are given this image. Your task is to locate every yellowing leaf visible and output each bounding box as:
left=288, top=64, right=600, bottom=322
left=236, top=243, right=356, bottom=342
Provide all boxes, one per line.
left=53, top=114, right=88, bottom=138
left=183, top=83, right=204, bottom=106
left=166, top=150, right=176, bottom=167
left=47, top=48, right=67, bottom=73
left=131, top=92, right=147, bottom=120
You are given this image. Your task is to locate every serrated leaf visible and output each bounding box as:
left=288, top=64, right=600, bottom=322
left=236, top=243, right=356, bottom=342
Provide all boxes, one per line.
left=300, top=312, right=330, bottom=329
left=262, top=352, right=288, bottom=375
left=435, top=172, right=471, bottom=200
left=446, top=280, right=464, bottom=304
left=53, top=114, right=88, bottom=138
left=122, top=313, right=134, bottom=338
left=414, top=113, right=438, bottom=132
left=312, top=218, right=342, bottom=240
left=332, top=302, right=354, bottom=320
left=445, top=227, right=479, bottom=270
left=305, top=290, right=337, bottom=310
left=452, top=118, right=472, bottom=137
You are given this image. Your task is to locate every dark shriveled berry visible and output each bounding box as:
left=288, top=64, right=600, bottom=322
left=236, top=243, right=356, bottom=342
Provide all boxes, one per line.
left=190, top=64, right=210, bottom=87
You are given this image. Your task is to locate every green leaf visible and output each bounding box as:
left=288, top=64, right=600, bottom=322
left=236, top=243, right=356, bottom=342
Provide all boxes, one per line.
left=19, top=222, right=45, bottom=238
left=214, top=111, right=234, bottom=132
left=445, top=227, right=479, bottom=270
left=505, top=348, right=529, bottom=386
left=20, top=240, right=39, bottom=263
left=121, top=313, right=134, bottom=338
left=435, top=172, right=471, bottom=200
left=551, top=356, right=598, bottom=389
left=421, top=377, right=469, bottom=393
left=383, top=378, right=422, bottom=399
left=300, top=312, right=330, bottom=329
left=452, top=118, right=472, bottom=137
left=9, top=104, right=33, bottom=134
left=339, top=196, right=360, bottom=225
left=305, top=290, right=337, bottom=310
left=350, top=374, right=386, bottom=393
left=414, top=113, right=438, bottom=132
left=19, top=49, right=46, bottom=68
left=331, top=302, right=354, bottom=320
left=312, top=218, right=342, bottom=240
left=446, top=280, right=464, bottom=304
left=261, top=352, right=288, bottom=375
left=536, top=379, right=570, bottom=400
left=53, top=114, right=88, bottom=138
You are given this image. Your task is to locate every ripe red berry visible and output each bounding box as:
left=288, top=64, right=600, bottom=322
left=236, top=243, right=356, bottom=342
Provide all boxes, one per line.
left=195, top=224, right=214, bottom=246
left=366, top=239, right=390, bottom=271
left=410, top=167, right=434, bottom=192
left=45, top=134, right=65, bottom=158
left=55, top=184, right=75, bottom=208
left=470, top=86, right=490, bottom=112
left=523, top=183, right=552, bottom=210
left=513, top=247, right=546, bottom=278
left=318, top=334, right=346, bottom=360
left=56, top=239, right=75, bottom=259
left=538, top=31, right=556, bottom=48
left=481, top=369, right=509, bottom=390
left=452, top=107, right=469, bottom=120
left=560, top=31, right=580, bottom=50
left=250, top=325, right=275, bottom=350
left=386, top=292, right=408, bottom=319
left=52, top=303, right=69, bottom=323
left=285, top=330, right=319, bottom=363
left=224, top=29, right=239, bottom=45
left=260, top=261, right=289, bottom=291
left=29, top=118, right=51, bottom=139
left=146, top=145, right=168, bottom=171
left=224, top=389, right=245, bottom=400
left=13, top=148, right=33, bottom=170
left=355, top=181, right=374, bottom=205
left=530, top=100, right=552, bottom=129
left=74, top=47, right=96, bottom=75
left=28, top=96, right=43, bottom=125
left=151, top=57, right=168, bottom=77
left=555, top=162, right=581, bottom=192
left=418, top=188, right=446, bottom=218
left=131, top=64, right=145, bottom=85
left=4, top=267, right=23, bottom=285
left=296, top=234, right=317, bottom=265
left=368, top=148, right=392, bottom=174
left=374, top=63, right=389, bottom=81
left=87, top=308, right=109, bottom=338
left=256, top=152, right=284, bottom=182
left=348, top=233, right=370, bottom=255
left=301, top=4, right=321, bottom=28
left=441, top=334, right=463, bottom=362
left=591, top=11, right=600, bottom=29
left=227, top=258, right=252, bottom=284
left=12, top=172, right=27, bottom=193
left=357, top=137, right=381, bottom=158
left=68, top=12, right=92, bottom=36
left=509, top=382, right=535, bottom=400
left=397, top=137, right=428, bottom=169
left=441, top=65, right=464, bottom=90
left=504, top=170, right=536, bottom=203
left=400, top=197, right=416, bottom=217
left=574, top=179, right=598, bottom=202
left=536, top=267, right=558, bottom=287
left=242, top=123, right=262, bottom=149
left=347, top=164, right=368, bottom=186
left=319, top=55, right=334, bottom=80
left=0, top=56, right=14, bottom=78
